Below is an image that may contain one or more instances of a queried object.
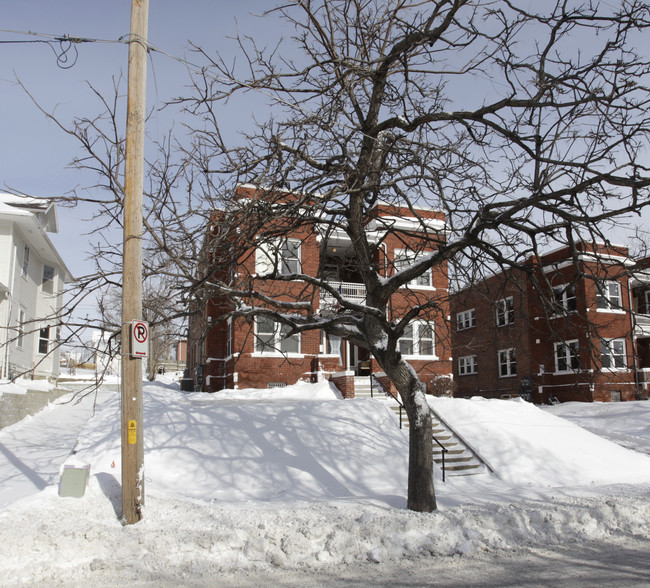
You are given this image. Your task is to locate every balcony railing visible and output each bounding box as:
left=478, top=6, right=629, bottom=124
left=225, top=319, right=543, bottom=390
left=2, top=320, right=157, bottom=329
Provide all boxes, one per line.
left=320, top=281, right=366, bottom=306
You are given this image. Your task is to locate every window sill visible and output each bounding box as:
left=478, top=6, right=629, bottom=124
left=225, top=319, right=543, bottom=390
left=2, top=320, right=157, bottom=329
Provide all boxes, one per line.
left=251, top=352, right=304, bottom=358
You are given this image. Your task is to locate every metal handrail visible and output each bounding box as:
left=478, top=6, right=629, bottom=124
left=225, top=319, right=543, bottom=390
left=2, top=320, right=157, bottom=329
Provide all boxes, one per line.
left=369, top=374, right=448, bottom=482
left=431, top=428, right=449, bottom=483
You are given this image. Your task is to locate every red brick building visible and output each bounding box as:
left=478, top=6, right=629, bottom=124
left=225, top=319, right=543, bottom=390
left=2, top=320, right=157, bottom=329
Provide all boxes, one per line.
left=187, top=185, right=452, bottom=395
left=451, top=243, right=650, bottom=403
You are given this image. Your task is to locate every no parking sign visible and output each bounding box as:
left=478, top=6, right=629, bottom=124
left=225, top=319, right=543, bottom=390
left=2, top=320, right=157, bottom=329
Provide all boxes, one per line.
left=131, top=320, right=149, bottom=358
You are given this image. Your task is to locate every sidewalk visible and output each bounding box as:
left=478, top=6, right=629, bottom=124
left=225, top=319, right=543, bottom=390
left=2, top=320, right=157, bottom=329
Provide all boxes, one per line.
left=0, top=387, right=112, bottom=511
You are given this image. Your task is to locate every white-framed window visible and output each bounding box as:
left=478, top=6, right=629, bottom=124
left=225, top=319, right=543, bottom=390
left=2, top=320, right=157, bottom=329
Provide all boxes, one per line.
left=38, top=326, right=50, bottom=355
left=498, top=348, right=517, bottom=377
left=456, top=309, right=476, bottom=331
left=600, top=338, right=626, bottom=369
left=554, top=340, right=580, bottom=372
left=596, top=280, right=622, bottom=311
left=16, top=308, right=25, bottom=349
left=42, top=265, right=55, bottom=294
left=553, top=283, right=577, bottom=313
left=496, top=296, right=514, bottom=326
left=255, top=238, right=301, bottom=275
left=22, top=244, right=30, bottom=277
left=458, top=355, right=478, bottom=375
left=398, top=320, right=436, bottom=357
left=254, top=316, right=301, bottom=355
left=394, top=249, right=433, bottom=288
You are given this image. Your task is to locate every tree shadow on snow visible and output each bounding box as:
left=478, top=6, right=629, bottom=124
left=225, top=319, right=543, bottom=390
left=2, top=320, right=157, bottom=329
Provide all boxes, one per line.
left=95, top=472, right=122, bottom=519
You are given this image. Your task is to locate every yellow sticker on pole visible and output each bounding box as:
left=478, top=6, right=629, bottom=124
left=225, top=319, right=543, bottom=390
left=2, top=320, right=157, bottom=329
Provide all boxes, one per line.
left=128, top=420, right=137, bottom=444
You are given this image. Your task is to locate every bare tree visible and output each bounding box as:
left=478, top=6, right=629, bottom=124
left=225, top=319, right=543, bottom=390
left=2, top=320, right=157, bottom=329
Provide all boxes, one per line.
left=10, top=1, right=650, bottom=512
left=173, top=0, right=650, bottom=512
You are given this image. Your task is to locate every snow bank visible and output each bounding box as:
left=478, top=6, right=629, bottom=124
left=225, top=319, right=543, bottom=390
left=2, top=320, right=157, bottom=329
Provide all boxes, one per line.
left=68, top=381, right=406, bottom=504
left=0, top=377, right=53, bottom=397
left=544, top=400, right=650, bottom=455
left=429, top=396, right=650, bottom=487
left=1, top=382, right=650, bottom=585
left=1, top=480, right=648, bottom=585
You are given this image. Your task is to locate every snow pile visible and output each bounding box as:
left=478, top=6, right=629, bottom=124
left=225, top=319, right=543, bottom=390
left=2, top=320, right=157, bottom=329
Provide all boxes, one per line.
left=429, top=396, right=650, bottom=487
left=68, top=381, right=406, bottom=504
left=545, top=400, right=650, bottom=455
left=0, top=381, right=649, bottom=585
left=0, top=377, right=54, bottom=398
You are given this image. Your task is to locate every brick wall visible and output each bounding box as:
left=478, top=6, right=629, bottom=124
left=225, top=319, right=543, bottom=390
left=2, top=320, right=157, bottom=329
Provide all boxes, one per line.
left=329, top=372, right=355, bottom=399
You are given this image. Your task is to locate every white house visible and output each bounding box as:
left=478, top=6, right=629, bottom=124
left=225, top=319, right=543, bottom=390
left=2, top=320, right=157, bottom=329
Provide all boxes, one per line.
left=0, top=194, right=72, bottom=380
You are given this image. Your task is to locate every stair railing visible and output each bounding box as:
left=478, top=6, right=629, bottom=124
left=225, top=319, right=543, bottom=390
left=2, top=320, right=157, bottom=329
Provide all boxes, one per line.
left=370, top=374, right=448, bottom=482
left=431, top=428, right=449, bottom=483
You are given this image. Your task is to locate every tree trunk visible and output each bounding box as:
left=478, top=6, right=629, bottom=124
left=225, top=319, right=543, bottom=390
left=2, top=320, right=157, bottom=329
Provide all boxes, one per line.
left=378, top=355, right=436, bottom=512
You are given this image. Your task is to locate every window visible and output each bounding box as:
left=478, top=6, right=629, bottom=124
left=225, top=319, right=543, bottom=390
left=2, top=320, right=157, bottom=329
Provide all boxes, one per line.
left=42, top=265, right=55, bottom=294
left=38, top=327, right=50, bottom=355
left=596, top=280, right=622, bottom=311
left=498, top=348, right=517, bottom=377
left=496, top=297, right=514, bottom=326
left=600, top=339, right=626, bottom=369
left=255, top=239, right=301, bottom=275
left=22, top=245, right=30, bottom=277
left=553, top=283, right=577, bottom=313
left=458, top=355, right=478, bottom=375
left=16, top=309, right=25, bottom=349
left=554, top=340, right=580, bottom=372
left=456, top=309, right=476, bottom=331
left=394, top=249, right=433, bottom=288
left=254, top=316, right=301, bottom=354
left=398, top=321, right=436, bottom=357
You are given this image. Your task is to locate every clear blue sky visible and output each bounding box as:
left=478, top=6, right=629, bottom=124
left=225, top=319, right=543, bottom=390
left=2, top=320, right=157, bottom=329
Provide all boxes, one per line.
left=0, top=1, right=273, bottom=286
left=2, top=1, right=648, bottom=297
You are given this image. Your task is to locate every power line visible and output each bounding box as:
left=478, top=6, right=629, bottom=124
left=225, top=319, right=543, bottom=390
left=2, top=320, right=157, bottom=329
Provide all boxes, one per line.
left=0, top=29, right=133, bottom=69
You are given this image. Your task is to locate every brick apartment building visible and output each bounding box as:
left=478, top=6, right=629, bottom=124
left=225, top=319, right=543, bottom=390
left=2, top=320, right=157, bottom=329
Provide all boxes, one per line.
left=186, top=185, right=452, bottom=396
left=451, top=242, right=650, bottom=403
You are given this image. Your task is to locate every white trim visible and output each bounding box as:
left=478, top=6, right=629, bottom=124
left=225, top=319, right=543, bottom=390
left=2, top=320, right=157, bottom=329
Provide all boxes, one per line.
left=553, top=339, right=580, bottom=373
left=498, top=348, right=517, bottom=377
left=398, top=319, right=438, bottom=359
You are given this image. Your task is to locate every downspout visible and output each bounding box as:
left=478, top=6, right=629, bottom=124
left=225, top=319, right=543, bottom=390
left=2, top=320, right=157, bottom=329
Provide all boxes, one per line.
left=2, top=292, right=11, bottom=380
left=628, top=278, right=640, bottom=393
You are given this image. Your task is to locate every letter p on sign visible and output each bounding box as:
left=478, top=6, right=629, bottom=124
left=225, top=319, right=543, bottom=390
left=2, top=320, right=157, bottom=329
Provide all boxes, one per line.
left=131, top=320, right=149, bottom=358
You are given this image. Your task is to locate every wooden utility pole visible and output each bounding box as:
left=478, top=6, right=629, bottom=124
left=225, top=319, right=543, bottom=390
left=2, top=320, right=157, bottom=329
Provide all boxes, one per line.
left=121, top=0, right=149, bottom=525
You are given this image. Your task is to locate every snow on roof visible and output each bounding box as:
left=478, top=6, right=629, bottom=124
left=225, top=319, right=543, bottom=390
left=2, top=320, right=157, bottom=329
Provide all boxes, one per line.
left=0, top=193, right=51, bottom=213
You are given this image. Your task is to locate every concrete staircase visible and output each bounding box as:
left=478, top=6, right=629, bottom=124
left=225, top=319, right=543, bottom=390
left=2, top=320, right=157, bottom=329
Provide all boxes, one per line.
left=353, top=376, right=489, bottom=478
left=429, top=412, right=488, bottom=477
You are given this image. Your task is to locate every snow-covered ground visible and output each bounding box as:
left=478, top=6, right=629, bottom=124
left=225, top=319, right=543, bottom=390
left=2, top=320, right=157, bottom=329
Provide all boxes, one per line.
left=0, top=377, right=649, bottom=586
